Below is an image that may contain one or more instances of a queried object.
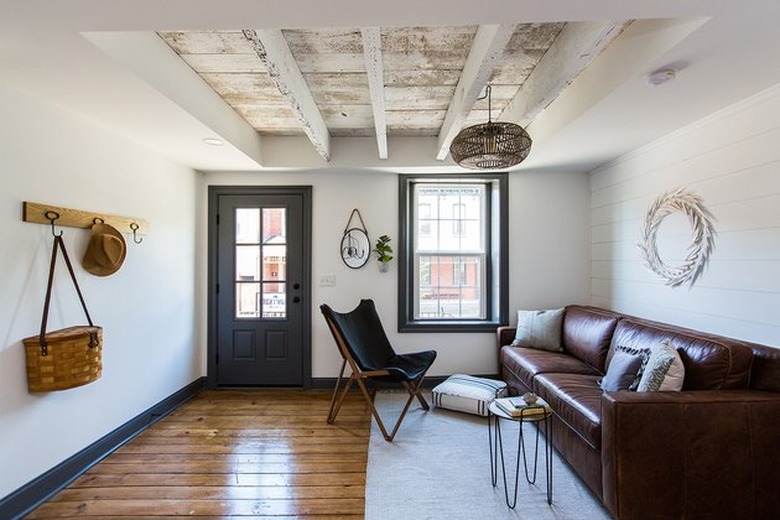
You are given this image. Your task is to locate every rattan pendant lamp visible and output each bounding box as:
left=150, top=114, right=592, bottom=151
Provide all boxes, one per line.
left=449, top=85, right=532, bottom=170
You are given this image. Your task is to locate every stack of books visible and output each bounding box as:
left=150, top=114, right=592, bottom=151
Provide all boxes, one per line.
left=493, top=396, right=551, bottom=418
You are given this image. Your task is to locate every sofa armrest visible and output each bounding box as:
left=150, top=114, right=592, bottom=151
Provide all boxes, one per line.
left=601, top=390, right=780, bottom=520
left=496, top=326, right=515, bottom=349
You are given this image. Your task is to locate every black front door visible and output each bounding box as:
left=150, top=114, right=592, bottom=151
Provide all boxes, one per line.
left=209, top=187, right=311, bottom=387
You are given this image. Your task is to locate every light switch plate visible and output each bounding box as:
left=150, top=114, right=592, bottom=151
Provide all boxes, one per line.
left=318, top=275, right=336, bottom=287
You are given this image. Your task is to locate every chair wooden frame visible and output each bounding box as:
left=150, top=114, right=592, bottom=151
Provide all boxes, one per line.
left=322, top=312, right=430, bottom=442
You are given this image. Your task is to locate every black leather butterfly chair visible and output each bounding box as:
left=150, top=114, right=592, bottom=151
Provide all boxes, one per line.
left=320, top=299, right=437, bottom=441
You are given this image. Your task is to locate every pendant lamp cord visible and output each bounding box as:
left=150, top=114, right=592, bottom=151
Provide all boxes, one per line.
left=477, top=85, right=493, bottom=123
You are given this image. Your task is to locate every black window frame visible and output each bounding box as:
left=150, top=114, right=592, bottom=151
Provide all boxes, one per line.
left=398, top=173, right=508, bottom=332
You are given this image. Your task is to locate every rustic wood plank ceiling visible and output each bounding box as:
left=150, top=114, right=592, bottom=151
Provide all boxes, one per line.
left=158, top=22, right=622, bottom=161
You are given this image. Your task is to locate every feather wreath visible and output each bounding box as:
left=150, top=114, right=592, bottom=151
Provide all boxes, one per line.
left=638, top=187, right=716, bottom=288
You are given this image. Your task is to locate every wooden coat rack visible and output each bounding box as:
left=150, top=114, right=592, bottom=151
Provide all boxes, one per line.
left=23, top=201, right=148, bottom=242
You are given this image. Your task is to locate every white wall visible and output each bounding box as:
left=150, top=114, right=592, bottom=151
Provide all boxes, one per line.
left=0, top=82, right=592, bottom=499
left=0, top=84, right=203, bottom=497
left=590, top=83, right=780, bottom=347
left=204, top=168, right=591, bottom=378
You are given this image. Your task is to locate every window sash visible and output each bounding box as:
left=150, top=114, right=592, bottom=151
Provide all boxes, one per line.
left=399, top=173, right=508, bottom=332
left=412, top=183, right=486, bottom=321
left=413, top=252, right=486, bottom=320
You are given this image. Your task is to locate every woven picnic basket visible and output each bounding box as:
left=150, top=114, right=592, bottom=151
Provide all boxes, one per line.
left=23, top=234, right=102, bottom=392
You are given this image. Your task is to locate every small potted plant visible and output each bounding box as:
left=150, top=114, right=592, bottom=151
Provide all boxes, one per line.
left=372, top=234, right=393, bottom=272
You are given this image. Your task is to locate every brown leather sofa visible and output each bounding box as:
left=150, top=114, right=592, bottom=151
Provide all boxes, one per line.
left=497, top=305, right=780, bottom=520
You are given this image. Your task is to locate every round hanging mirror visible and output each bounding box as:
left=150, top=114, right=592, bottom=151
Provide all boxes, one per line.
left=341, top=227, right=370, bottom=269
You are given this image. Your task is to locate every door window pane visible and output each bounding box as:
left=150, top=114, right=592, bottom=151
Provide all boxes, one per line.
left=236, top=282, right=261, bottom=318
left=263, top=208, right=286, bottom=242
left=262, top=282, right=286, bottom=318
left=262, top=244, right=286, bottom=281
left=236, top=245, right=260, bottom=281
left=236, top=208, right=260, bottom=244
left=262, top=245, right=286, bottom=318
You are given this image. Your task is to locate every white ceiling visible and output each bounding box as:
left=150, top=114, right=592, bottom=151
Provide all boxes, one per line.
left=2, top=0, right=780, bottom=174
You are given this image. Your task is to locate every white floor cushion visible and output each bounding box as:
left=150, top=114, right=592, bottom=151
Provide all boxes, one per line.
left=432, top=374, right=507, bottom=416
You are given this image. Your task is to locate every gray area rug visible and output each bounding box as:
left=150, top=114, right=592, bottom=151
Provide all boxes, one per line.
left=365, top=392, right=611, bottom=520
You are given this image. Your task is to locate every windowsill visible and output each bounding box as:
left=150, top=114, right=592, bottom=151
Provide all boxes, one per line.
left=398, top=320, right=503, bottom=333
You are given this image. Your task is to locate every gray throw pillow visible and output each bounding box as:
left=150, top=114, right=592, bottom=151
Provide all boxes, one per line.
left=599, top=351, right=644, bottom=391
left=610, top=344, right=651, bottom=391
left=512, top=308, right=564, bottom=352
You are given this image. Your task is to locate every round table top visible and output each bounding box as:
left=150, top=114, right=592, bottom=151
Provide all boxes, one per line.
left=488, top=398, right=552, bottom=422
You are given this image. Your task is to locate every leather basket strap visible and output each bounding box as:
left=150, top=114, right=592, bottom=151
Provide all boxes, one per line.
left=38, top=235, right=95, bottom=352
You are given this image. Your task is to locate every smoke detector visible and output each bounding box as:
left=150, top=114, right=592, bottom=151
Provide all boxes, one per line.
left=647, top=68, right=677, bottom=86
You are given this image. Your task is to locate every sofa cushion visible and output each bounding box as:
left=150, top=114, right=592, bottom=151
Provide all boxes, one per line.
left=748, top=344, right=780, bottom=392
left=610, top=318, right=753, bottom=390
left=500, top=345, right=601, bottom=390
left=562, top=306, right=621, bottom=373
left=534, top=372, right=603, bottom=450
left=513, top=308, right=564, bottom=351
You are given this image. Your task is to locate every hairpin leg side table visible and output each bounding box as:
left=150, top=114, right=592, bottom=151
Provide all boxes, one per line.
left=488, top=399, right=553, bottom=509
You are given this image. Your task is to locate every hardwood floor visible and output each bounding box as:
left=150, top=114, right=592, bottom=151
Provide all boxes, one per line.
left=26, top=390, right=371, bottom=519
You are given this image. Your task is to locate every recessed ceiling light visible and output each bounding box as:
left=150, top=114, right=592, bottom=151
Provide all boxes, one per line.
left=646, top=68, right=677, bottom=86
left=202, top=137, right=224, bottom=146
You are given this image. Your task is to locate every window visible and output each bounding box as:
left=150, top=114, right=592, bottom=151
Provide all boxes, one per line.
left=399, top=174, right=508, bottom=332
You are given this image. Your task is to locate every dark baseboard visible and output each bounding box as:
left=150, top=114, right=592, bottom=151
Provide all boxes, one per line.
left=0, top=377, right=206, bottom=520
left=311, top=374, right=500, bottom=390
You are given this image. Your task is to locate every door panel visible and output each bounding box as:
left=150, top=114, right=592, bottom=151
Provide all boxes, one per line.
left=211, top=189, right=310, bottom=387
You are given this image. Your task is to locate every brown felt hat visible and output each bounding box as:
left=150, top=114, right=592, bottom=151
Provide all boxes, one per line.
left=82, top=223, right=127, bottom=277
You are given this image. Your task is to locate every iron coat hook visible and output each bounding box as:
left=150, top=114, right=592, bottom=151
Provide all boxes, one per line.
left=45, top=211, right=63, bottom=237
left=130, top=222, right=143, bottom=244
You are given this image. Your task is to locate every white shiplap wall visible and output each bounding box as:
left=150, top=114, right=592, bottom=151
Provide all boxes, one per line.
left=590, top=83, right=780, bottom=347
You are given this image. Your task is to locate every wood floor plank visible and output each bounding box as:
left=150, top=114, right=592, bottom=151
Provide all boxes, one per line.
left=52, top=485, right=365, bottom=501
left=59, top=517, right=362, bottom=520
left=70, top=472, right=366, bottom=488
left=114, top=441, right=367, bottom=455
left=101, top=452, right=367, bottom=464
left=146, top=418, right=369, bottom=430
left=85, top=462, right=364, bottom=475
left=140, top=426, right=370, bottom=436
left=27, top=497, right=365, bottom=517
left=168, top=401, right=368, bottom=413
left=26, top=390, right=370, bottom=519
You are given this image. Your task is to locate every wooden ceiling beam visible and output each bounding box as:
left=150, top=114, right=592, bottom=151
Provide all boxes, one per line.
left=243, top=29, right=331, bottom=161
left=435, top=24, right=516, bottom=161
left=361, top=27, right=388, bottom=159
left=499, top=21, right=630, bottom=127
